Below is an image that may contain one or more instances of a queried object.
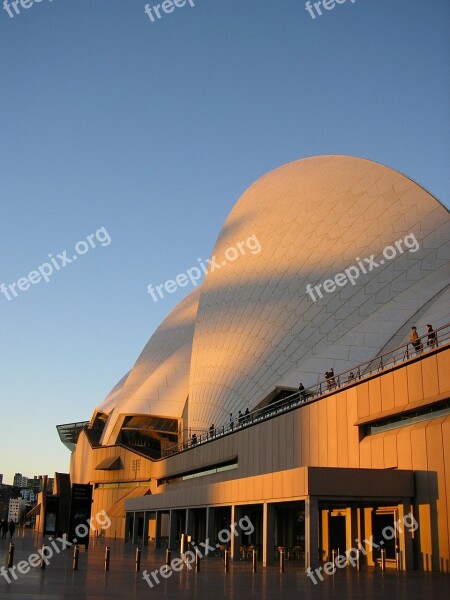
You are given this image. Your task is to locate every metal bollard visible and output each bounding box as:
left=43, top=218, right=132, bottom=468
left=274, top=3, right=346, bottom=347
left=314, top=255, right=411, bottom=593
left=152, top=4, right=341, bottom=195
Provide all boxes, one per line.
left=252, top=549, right=257, bottom=573
left=356, top=549, right=361, bottom=571
left=380, top=548, right=386, bottom=571
left=165, top=548, right=171, bottom=566
left=224, top=549, right=229, bottom=573
left=279, top=549, right=285, bottom=573
left=7, top=544, right=14, bottom=569
left=40, top=546, right=47, bottom=570
left=195, top=549, right=200, bottom=573
left=73, top=545, right=79, bottom=571
left=331, top=549, right=336, bottom=566
left=395, top=545, right=401, bottom=571
left=135, top=547, right=141, bottom=572
left=104, top=546, right=110, bottom=571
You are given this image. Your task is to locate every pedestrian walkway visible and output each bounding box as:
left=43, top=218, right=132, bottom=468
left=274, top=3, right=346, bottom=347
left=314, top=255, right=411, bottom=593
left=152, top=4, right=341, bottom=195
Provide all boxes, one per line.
left=0, top=529, right=449, bottom=599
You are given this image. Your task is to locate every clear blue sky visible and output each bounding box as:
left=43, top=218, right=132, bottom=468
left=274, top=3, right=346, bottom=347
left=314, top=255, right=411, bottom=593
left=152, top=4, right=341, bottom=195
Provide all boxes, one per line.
left=0, top=0, right=448, bottom=485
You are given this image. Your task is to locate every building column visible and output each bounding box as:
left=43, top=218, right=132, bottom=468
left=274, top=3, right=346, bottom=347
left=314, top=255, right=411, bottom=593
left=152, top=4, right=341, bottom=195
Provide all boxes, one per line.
left=131, top=512, right=138, bottom=544
left=346, top=506, right=359, bottom=562
left=398, top=499, right=414, bottom=570
left=168, top=510, right=177, bottom=550
left=143, top=511, right=151, bottom=547
left=206, top=507, right=215, bottom=546
left=363, top=508, right=375, bottom=566
left=230, top=505, right=242, bottom=560
left=263, top=502, right=275, bottom=566
left=321, top=510, right=330, bottom=561
left=305, top=496, right=319, bottom=570
left=155, top=511, right=162, bottom=548
left=186, top=508, right=195, bottom=538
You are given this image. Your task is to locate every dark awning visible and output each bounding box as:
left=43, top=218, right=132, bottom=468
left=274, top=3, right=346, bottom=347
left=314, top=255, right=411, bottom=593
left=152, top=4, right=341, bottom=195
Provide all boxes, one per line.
left=26, top=503, right=41, bottom=517
left=95, top=456, right=122, bottom=471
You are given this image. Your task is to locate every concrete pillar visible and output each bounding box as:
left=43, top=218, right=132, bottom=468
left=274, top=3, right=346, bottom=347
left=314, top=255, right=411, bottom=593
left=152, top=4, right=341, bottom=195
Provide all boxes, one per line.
left=155, top=511, right=162, bottom=548
left=363, top=508, right=375, bottom=566
left=230, top=505, right=242, bottom=560
left=131, top=512, right=138, bottom=544
left=321, top=510, right=330, bottom=561
left=168, top=510, right=177, bottom=550
left=206, top=507, right=215, bottom=545
left=263, top=503, right=275, bottom=566
left=305, top=496, right=319, bottom=570
left=346, top=506, right=359, bottom=559
left=186, top=508, right=195, bottom=537
left=398, top=499, right=414, bottom=570
left=143, top=512, right=151, bottom=547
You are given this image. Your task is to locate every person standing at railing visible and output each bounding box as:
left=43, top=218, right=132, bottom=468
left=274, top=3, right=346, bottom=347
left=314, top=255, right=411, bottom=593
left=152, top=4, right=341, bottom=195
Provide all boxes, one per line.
left=409, top=326, right=423, bottom=354
left=426, top=324, right=437, bottom=349
left=298, top=382, right=305, bottom=400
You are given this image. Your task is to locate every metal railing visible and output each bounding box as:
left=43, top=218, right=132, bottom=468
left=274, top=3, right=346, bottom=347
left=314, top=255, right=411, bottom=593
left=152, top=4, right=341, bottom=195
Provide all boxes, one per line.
left=163, top=322, right=450, bottom=457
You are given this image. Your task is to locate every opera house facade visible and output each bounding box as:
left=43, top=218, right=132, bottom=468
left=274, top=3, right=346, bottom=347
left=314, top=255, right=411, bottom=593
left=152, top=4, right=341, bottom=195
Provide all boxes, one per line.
left=60, top=156, right=450, bottom=572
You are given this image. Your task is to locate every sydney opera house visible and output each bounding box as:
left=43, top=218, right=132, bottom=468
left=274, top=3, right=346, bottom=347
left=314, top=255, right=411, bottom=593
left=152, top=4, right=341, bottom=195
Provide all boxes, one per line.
left=59, top=155, right=450, bottom=572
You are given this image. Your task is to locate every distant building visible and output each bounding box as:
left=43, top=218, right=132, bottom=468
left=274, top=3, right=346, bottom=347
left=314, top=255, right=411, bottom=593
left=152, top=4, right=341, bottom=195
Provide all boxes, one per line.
left=20, top=489, right=36, bottom=503
left=13, top=473, right=25, bottom=488
left=0, top=474, right=3, bottom=484
left=8, top=497, right=26, bottom=524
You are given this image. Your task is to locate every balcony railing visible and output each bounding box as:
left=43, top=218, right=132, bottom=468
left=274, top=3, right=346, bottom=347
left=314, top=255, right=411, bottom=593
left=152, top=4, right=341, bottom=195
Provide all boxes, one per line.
left=163, top=322, right=450, bottom=458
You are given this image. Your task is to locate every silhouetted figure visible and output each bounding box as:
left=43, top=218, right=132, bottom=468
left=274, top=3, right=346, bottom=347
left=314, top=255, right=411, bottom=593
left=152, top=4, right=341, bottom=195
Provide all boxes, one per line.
left=238, top=410, right=243, bottom=425
left=191, top=433, right=197, bottom=445
left=409, top=326, right=422, bottom=354
left=348, top=372, right=355, bottom=383
left=8, top=521, right=15, bottom=540
left=329, top=368, right=336, bottom=388
left=298, top=383, right=305, bottom=400
left=209, top=424, right=215, bottom=438
left=244, top=408, right=250, bottom=423
left=1, top=520, right=7, bottom=539
left=426, top=324, right=437, bottom=349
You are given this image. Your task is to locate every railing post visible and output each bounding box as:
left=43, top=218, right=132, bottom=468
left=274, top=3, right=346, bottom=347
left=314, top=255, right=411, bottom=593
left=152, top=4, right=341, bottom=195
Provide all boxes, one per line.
left=72, top=545, right=79, bottom=570
left=195, top=549, right=200, bottom=572
left=7, top=543, right=14, bottom=568
left=135, top=547, right=141, bottom=572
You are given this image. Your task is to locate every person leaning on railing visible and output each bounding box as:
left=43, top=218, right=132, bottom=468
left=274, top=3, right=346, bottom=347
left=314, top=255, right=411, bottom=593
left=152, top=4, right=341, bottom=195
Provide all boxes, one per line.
left=409, top=326, right=423, bottom=354
left=427, top=324, right=437, bottom=349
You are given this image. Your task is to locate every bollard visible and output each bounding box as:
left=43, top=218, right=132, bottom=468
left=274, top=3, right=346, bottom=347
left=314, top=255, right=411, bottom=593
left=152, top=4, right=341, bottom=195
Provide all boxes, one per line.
left=104, top=546, right=110, bottom=572
left=252, top=549, right=257, bottom=573
left=165, top=548, right=171, bottom=566
left=380, top=548, right=386, bottom=571
left=7, top=544, right=14, bottom=569
left=73, top=545, right=79, bottom=571
left=40, top=546, right=47, bottom=570
left=195, top=549, right=200, bottom=573
left=395, top=545, right=401, bottom=571
left=224, top=549, right=229, bottom=573
left=135, top=547, right=141, bottom=572
left=279, top=549, right=285, bottom=573
left=331, top=549, right=336, bottom=566
left=356, top=549, right=361, bottom=571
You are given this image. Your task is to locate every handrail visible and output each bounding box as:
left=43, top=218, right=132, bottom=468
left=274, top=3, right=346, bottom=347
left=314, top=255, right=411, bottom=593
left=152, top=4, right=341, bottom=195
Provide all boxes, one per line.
left=163, top=321, right=450, bottom=457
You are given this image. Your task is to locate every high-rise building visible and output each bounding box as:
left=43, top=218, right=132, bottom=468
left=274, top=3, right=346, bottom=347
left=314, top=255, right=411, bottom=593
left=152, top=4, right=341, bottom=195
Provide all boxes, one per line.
left=8, top=497, right=26, bottom=524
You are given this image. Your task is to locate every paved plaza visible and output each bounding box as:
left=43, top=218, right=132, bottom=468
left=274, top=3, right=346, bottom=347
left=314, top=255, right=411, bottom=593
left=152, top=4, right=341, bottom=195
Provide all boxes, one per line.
left=0, top=530, right=448, bottom=599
